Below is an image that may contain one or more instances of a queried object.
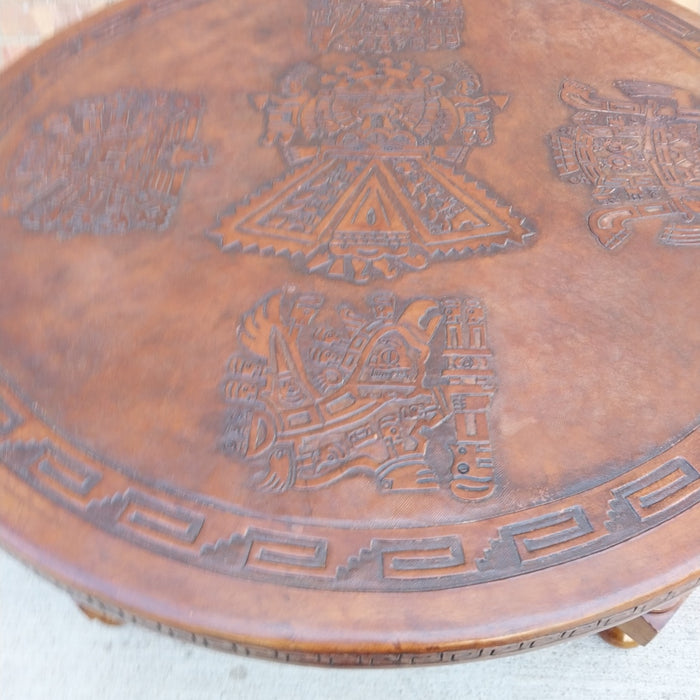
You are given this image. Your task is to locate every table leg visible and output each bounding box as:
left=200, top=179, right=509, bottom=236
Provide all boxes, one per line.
left=599, top=594, right=690, bottom=648
left=75, top=599, right=125, bottom=626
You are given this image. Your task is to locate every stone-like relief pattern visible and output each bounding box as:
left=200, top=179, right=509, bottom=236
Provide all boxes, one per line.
left=1, top=89, right=210, bottom=235
left=221, top=289, right=498, bottom=501
left=210, top=60, right=534, bottom=282
left=550, top=79, right=700, bottom=249
left=307, top=0, right=464, bottom=54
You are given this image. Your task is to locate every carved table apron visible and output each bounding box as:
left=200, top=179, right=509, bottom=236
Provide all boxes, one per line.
left=0, top=0, right=698, bottom=665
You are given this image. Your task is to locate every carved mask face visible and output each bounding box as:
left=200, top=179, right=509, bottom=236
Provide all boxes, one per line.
left=370, top=293, right=396, bottom=321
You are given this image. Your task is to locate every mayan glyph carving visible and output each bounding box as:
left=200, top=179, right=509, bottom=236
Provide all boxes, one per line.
left=308, top=0, right=465, bottom=54
left=550, top=79, right=700, bottom=249
left=222, top=290, right=498, bottom=502
left=0, top=89, right=209, bottom=236
left=211, top=59, right=534, bottom=282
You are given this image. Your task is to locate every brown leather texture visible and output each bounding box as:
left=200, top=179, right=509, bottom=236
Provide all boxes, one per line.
left=0, top=0, right=698, bottom=665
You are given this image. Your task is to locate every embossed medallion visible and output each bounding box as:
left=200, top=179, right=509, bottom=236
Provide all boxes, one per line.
left=308, top=0, right=465, bottom=54
left=550, top=80, right=700, bottom=249
left=221, top=289, right=498, bottom=501
left=0, top=89, right=210, bottom=236
left=211, top=60, right=534, bottom=282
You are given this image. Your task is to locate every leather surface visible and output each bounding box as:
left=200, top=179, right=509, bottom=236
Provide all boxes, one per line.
left=0, top=0, right=698, bottom=663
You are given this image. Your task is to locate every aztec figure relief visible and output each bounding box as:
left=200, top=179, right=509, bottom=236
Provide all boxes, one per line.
left=550, top=80, right=700, bottom=249
left=211, top=59, right=534, bottom=283
left=221, top=290, right=498, bottom=502
left=1, top=89, right=209, bottom=236
left=307, top=0, right=464, bottom=54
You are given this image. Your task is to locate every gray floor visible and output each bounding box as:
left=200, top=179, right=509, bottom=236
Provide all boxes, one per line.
left=1, top=548, right=698, bottom=700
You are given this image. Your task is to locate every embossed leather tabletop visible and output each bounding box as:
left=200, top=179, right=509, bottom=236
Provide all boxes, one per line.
left=0, top=0, right=698, bottom=665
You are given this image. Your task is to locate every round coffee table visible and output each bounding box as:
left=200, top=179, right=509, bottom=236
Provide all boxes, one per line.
left=0, top=0, right=698, bottom=665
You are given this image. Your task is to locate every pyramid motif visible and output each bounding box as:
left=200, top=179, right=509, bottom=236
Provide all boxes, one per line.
left=210, top=59, right=535, bottom=283
left=334, top=169, right=409, bottom=235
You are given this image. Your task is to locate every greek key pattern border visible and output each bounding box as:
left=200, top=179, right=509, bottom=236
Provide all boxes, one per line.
left=589, top=0, right=700, bottom=57
left=1, top=373, right=698, bottom=593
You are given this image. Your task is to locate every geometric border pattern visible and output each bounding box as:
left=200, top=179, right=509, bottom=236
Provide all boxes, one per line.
left=590, top=0, right=700, bottom=58
left=1, top=371, right=698, bottom=592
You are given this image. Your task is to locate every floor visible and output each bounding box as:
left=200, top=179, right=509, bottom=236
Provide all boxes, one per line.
left=1, top=1, right=699, bottom=698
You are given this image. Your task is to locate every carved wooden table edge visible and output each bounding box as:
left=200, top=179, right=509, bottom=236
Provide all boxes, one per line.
left=66, top=577, right=700, bottom=664
left=5, top=526, right=699, bottom=666
left=39, top=575, right=700, bottom=663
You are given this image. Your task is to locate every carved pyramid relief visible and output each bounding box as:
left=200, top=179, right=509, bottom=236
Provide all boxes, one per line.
left=210, top=59, right=535, bottom=283
left=550, top=79, right=700, bottom=249
left=333, top=168, right=410, bottom=235
left=222, top=289, right=499, bottom=502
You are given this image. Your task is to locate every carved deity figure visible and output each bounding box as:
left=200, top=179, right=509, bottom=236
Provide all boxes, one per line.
left=550, top=80, right=700, bottom=248
left=222, top=290, right=498, bottom=502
